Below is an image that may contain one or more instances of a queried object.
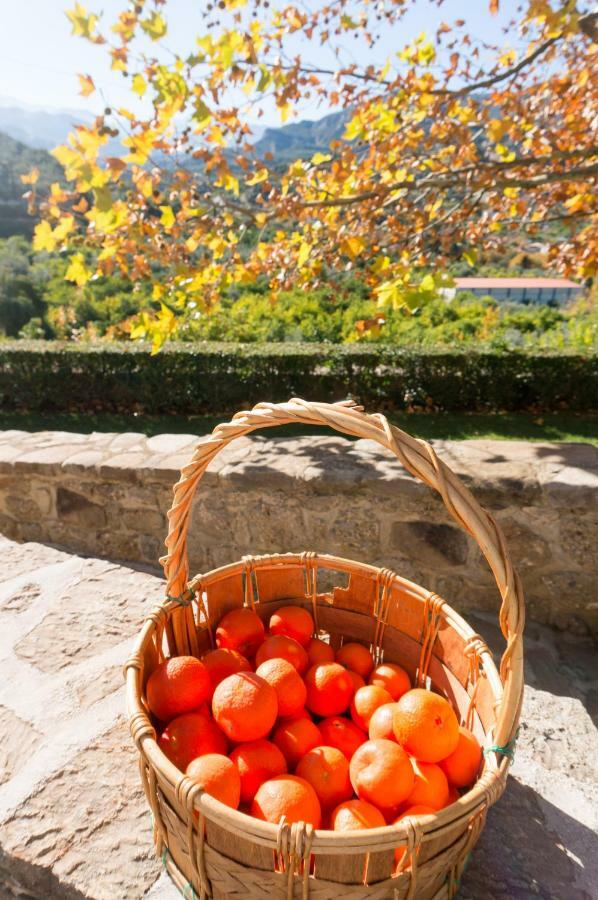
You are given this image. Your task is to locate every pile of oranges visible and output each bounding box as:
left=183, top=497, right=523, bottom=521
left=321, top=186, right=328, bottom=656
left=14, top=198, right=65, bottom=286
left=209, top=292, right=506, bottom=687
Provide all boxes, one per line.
left=147, top=605, right=482, bottom=833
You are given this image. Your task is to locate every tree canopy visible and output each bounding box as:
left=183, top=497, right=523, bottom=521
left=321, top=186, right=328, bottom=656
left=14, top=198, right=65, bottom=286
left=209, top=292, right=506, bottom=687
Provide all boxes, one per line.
left=29, top=0, right=597, bottom=347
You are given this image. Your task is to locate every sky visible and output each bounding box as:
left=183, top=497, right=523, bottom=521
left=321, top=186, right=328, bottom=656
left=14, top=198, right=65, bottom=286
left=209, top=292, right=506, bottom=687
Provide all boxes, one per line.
left=1, top=0, right=524, bottom=126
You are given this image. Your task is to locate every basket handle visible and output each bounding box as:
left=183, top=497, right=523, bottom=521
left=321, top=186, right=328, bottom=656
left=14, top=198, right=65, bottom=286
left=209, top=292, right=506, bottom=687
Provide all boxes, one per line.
left=161, top=398, right=524, bottom=746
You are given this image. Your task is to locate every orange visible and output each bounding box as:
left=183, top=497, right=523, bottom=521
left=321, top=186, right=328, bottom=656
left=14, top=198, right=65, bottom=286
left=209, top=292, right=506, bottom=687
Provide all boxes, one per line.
left=346, top=670, right=366, bottom=693
left=251, top=774, right=321, bottom=827
left=350, top=685, right=394, bottom=732
left=269, top=606, right=314, bottom=648
left=229, top=739, right=288, bottom=804
left=306, top=637, right=335, bottom=666
left=186, top=753, right=241, bottom=809
left=272, top=716, right=323, bottom=768
left=368, top=663, right=411, bottom=701
left=158, top=712, right=227, bottom=772
left=255, top=657, right=307, bottom=718
left=368, top=703, right=398, bottom=741
left=147, top=656, right=211, bottom=723
left=318, top=716, right=367, bottom=760
left=212, top=672, right=278, bottom=742
left=330, top=799, right=386, bottom=832
left=215, top=607, right=265, bottom=657
left=304, top=663, right=354, bottom=717
left=349, top=739, right=414, bottom=810
left=201, top=648, right=251, bottom=699
left=392, top=689, right=459, bottom=763
left=439, top=726, right=482, bottom=787
left=392, top=805, right=436, bottom=864
left=296, top=746, right=353, bottom=810
left=255, top=634, right=309, bottom=675
left=336, top=642, right=375, bottom=678
left=405, top=759, right=449, bottom=810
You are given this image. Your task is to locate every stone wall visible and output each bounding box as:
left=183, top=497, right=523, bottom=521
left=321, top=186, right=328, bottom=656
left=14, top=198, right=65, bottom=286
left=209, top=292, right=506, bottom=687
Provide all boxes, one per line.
left=0, top=429, right=596, bottom=634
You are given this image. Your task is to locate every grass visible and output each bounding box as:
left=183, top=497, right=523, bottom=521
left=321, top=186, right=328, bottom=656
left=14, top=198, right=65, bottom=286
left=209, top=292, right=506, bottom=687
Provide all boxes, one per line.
left=1, top=410, right=596, bottom=444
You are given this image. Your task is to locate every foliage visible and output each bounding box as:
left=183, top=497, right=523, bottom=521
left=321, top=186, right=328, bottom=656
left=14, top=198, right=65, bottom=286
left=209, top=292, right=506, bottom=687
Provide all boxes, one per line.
left=178, top=289, right=597, bottom=350
left=0, top=133, right=64, bottom=237
left=1, top=341, right=596, bottom=415
left=27, top=0, right=597, bottom=348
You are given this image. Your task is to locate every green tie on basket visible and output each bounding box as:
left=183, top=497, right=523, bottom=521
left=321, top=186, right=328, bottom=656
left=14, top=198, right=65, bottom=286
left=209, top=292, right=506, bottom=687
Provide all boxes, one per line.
left=483, top=729, right=519, bottom=762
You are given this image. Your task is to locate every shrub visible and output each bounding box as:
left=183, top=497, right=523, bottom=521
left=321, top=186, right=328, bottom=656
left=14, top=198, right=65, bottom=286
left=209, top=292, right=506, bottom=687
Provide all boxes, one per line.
left=0, top=341, right=595, bottom=415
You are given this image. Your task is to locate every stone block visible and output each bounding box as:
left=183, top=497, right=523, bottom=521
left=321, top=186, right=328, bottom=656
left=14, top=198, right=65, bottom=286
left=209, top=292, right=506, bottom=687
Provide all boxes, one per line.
left=390, top=520, right=469, bottom=567
left=57, top=487, right=107, bottom=528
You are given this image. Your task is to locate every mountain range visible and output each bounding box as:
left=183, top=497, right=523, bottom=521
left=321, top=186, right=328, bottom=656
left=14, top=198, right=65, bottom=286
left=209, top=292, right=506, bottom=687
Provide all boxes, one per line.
left=0, top=102, right=348, bottom=237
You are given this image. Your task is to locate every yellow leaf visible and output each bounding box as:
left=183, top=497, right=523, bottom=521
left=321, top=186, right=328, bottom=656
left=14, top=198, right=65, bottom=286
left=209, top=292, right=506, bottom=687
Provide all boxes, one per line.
left=297, top=242, right=311, bottom=268
left=160, top=205, right=175, bottom=229
left=65, top=252, right=92, bottom=286
left=463, top=249, right=478, bottom=267
left=20, top=167, right=39, bottom=185
left=499, top=49, right=516, bottom=67
left=141, top=11, right=167, bottom=40
left=340, top=236, right=365, bottom=259
left=33, top=220, right=56, bottom=252
left=487, top=119, right=507, bottom=142
left=255, top=212, right=267, bottom=227
left=78, top=74, right=95, bottom=96
left=66, top=3, right=99, bottom=39
left=311, top=152, right=332, bottom=165
left=152, top=283, right=166, bottom=300
left=246, top=168, right=268, bottom=186
left=132, top=73, right=147, bottom=97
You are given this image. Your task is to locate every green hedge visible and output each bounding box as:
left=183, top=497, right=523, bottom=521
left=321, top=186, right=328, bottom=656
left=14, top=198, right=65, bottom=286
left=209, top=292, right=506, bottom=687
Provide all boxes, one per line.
left=1, top=341, right=596, bottom=414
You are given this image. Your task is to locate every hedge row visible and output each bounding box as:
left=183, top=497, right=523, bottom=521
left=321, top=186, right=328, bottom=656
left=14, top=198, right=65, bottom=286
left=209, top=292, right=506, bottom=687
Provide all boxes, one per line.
left=1, top=341, right=596, bottom=414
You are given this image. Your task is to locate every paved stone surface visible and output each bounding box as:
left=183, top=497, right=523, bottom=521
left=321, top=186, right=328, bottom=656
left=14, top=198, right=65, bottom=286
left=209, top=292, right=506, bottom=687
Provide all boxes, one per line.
left=0, top=535, right=596, bottom=899
left=0, top=432, right=597, bottom=633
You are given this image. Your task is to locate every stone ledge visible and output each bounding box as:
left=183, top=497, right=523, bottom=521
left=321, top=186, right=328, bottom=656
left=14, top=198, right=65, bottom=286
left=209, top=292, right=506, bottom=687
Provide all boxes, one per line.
left=0, top=431, right=597, bottom=633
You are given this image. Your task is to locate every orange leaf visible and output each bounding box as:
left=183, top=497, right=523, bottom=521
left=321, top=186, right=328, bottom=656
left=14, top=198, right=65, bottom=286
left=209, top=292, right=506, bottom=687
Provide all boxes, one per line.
left=489, top=0, right=499, bottom=14
left=78, top=73, right=96, bottom=96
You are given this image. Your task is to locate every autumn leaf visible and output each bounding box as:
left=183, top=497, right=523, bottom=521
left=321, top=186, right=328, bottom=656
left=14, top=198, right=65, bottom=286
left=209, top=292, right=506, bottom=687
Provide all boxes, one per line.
left=132, top=73, right=147, bottom=96
left=141, top=11, right=167, bottom=40
left=78, top=74, right=95, bottom=96
left=65, top=252, right=92, bottom=286
left=489, top=0, right=499, bottom=14
left=20, top=168, right=39, bottom=185
left=160, top=205, right=176, bottom=229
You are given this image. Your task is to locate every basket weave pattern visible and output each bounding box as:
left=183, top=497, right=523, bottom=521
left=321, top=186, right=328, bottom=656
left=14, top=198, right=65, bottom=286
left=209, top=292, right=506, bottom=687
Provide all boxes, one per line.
left=125, top=399, right=524, bottom=899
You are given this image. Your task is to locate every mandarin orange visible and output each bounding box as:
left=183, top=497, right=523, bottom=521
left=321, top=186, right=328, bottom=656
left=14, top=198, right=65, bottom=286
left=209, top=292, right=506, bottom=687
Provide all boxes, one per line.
left=368, top=702, right=398, bottom=741
left=336, top=642, right=375, bottom=679
left=405, top=759, right=449, bottom=810
left=215, top=607, right=265, bottom=657
left=272, top=716, right=323, bottom=768
left=350, top=685, right=394, bottom=732
left=158, top=712, right=227, bottom=772
left=306, top=637, right=335, bottom=666
left=212, top=672, right=278, bottom=742
left=255, top=657, right=307, bottom=718
left=269, top=606, right=314, bottom=647
left=201, top=648, right=251, bottom=699
left=330, top=799, right=386, bottom=832
left=304, top=663, right=354, bottom=717
left=439, top=726, right=482, bottom=787
left=296, top=745, right=353, bottom=810
left=349, top=739, right=414, bottom=810
left=229, top=739, right=288, bottom=804
left=368, top=663, right=411, bottom=701
left=186, top=753, right=241, bottom=809
left=255, top=634, right=309, bottom=675
left=392, top=689, right=459, bottom=763
left=318, top=716, right=367, bottom=760
left=147, top=656, right=211, bottom=722
left=251, top=774, right=321, bottom=827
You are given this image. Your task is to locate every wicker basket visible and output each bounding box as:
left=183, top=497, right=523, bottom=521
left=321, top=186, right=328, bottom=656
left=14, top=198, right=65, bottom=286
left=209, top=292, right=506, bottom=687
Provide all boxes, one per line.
left=125, top=398, right=524, bottom=899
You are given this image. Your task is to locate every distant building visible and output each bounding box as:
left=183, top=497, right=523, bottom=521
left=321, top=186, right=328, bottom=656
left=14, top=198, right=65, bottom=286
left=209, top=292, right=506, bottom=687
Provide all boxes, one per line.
left=443, top=277, right=583, bottom=305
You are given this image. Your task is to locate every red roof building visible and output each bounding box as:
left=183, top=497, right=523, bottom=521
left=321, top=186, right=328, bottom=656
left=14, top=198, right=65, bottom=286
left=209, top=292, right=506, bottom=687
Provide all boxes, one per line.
left=447, top=277, right=583, bottom=304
